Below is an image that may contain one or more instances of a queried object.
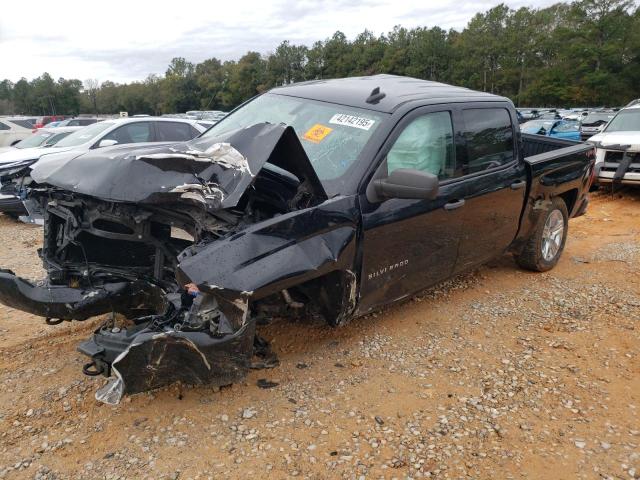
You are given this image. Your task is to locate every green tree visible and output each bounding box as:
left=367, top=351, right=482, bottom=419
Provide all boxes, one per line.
left=195, top=58, right=226, bottom=110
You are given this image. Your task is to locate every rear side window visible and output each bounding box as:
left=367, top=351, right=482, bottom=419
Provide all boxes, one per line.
left=103, top=122, right=153, bottom=144
left=155, top=122, right=197, bottom=142
left=8, top=119, right=33, bottom=129
left=462, top=108, right=514, bottom=174
left=387, top=111, right=458, bottom=180
left=0, top=122, right=9, bottom=131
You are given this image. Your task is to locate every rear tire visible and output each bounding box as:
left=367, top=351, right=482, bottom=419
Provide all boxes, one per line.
left=515, top=197, right=568, bottom=272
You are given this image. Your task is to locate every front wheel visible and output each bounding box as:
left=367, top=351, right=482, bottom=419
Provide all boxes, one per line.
left=515, top=197, right=568, bottom=272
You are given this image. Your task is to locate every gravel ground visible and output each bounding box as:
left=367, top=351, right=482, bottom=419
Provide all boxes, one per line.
left=0, top=189, right=638, bottom=480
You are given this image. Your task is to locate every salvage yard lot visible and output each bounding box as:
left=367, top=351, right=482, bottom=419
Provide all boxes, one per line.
left=0, top=190, right=639, bottom=480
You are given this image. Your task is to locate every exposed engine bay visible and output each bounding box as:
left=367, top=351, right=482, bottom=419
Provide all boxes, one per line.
left=0, top=123, right=359, bottom=404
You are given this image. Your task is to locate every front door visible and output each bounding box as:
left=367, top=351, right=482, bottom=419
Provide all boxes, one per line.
left=357, top=108, right=467, bottom=314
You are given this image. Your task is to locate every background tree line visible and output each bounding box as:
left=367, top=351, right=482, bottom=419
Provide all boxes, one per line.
left=1, top=0, right=638, bottom=116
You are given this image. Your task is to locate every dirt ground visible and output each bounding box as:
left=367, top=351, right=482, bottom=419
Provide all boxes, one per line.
left=0, top=189, right=638, bottom=480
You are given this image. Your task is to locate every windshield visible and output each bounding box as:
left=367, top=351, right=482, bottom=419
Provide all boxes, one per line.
left=197, top=93, right=386, bottom=181
left=55, top=122, right=114, bottom=147
left=14, top=132, right=54, bottom=149
left=603, top=110, right=640, bottom=132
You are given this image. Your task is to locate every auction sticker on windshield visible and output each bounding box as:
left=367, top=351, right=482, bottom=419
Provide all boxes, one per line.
left=329, top=114, right=375, bottom=131
left=303, top=124, right=333, bottom=144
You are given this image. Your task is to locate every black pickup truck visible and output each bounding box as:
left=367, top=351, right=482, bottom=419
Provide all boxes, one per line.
left=0, top=75, right=595, bottom=404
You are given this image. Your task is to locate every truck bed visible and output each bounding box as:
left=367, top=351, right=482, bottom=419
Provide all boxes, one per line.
left=522, top=133, right=594, bottom=165
left=522, top=133, right=582, bottom=157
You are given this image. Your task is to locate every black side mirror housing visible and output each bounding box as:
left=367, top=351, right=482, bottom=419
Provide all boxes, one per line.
left=373, top=168, right=439, bottom=200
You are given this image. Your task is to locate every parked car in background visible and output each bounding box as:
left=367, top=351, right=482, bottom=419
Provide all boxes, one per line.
left=580, top=111, right=616, bottom=140
left=517, top=109, right=540, bottom=120
left=0, top=117, right=208, bottom=218
left=0, top=126, right=83, bottom=154
left=0, top=118, right=36, bottom=146
left=538, top=111, right=563, bottom=120
left=590, top=103, right=640, bottom=186
left=55, top=118, right=99, bottom=127
left=34, top=115, right=65, bottom=129
left=521, top=119, right=581, bottom=141
left=563, top=110, right=589, bottom=121
left=186, top=110, right=227, bottom=121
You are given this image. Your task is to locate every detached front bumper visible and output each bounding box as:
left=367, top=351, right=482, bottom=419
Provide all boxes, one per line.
left=0, top=269, right=165, bottom=321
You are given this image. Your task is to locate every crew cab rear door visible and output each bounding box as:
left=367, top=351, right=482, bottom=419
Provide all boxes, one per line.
left=453, top=104, right=527, bottom=272
left=357, top=106, right=467, bottom=314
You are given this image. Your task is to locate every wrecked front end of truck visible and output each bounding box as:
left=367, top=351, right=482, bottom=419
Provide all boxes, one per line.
left=0, top=123, right=359, bottom=404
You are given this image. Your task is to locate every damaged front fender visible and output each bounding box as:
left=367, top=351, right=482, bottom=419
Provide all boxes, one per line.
left=177, top=195, right=360, bottom=325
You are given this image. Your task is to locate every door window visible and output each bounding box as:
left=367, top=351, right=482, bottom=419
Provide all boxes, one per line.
left=0, top=122, right=9, bottom=131
left=387, top=111, right=458, bottom=180
left=461, top=108, right=514, bottom=174
left=155, top=121, right=197, bottom=142
left=102, top=122, right=153, bottom=144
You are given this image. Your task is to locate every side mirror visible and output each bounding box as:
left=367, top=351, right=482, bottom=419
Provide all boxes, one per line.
left=373, top=169, right=439, bottom=200
left=97, top=139, right=118, bottom=148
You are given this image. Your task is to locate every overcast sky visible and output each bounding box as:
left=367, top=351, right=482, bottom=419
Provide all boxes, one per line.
left=1, top=0, right=562, bottom=84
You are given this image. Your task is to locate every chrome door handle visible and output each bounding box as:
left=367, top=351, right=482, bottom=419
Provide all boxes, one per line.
left=443, top=199, right=465, bottom=211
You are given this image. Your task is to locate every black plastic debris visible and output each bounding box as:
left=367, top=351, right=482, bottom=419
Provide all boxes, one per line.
left=256, top=379, right=279, bottom=389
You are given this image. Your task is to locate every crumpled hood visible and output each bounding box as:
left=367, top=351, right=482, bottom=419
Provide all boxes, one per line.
left=31, top=122, right=327, bottom=210
left=589, top=132, right=640, bottom=151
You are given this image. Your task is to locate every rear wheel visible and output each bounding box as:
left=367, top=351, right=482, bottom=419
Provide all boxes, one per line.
left=515, top=197, right=568, bottom=272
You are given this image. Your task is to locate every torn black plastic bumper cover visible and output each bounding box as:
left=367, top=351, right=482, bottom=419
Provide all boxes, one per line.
left=78, top=317, right=256, bottom=405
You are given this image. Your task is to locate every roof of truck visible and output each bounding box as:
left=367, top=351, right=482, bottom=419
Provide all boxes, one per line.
left=271, top=74, right=508, bottom=113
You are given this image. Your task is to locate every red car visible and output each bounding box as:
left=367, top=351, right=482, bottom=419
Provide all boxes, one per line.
left=34, top=115, right=65, bottom=129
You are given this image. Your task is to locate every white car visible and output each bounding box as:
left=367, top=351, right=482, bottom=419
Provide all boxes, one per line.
left=0, top=117, right=207, bottom=217
left=0, top=118, right=35, bottom=147
left=589, top=103, right=640, bottom=186
left=580, top=111, right=616, bottom=141
left=0, top=126, right=83, bottom=154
